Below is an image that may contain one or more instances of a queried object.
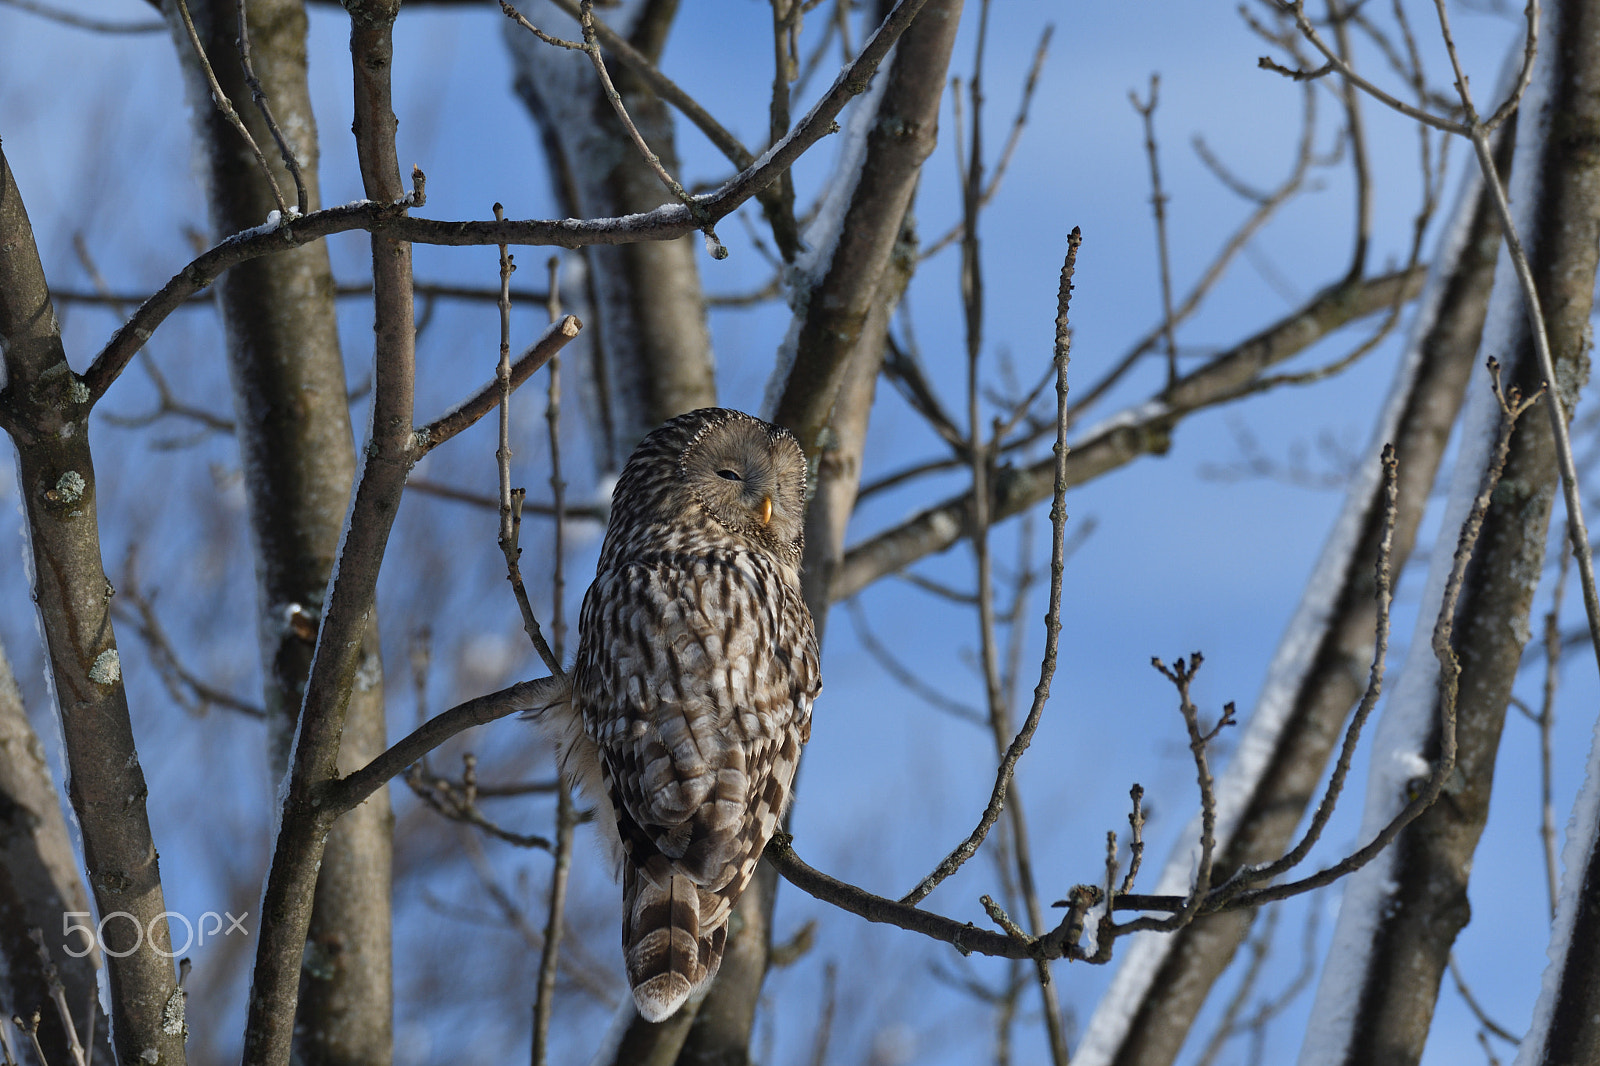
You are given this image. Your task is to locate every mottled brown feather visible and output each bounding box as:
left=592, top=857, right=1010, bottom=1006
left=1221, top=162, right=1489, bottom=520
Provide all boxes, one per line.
left=526, top=409, right=819, bottom=1022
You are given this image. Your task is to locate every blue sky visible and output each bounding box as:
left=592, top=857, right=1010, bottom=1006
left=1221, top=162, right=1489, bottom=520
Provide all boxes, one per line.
left=0, top=2, right=1584, bottom=1064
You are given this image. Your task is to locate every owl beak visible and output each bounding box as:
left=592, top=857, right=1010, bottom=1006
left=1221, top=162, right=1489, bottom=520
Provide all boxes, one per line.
left=760, top=496, right=773, bottom=526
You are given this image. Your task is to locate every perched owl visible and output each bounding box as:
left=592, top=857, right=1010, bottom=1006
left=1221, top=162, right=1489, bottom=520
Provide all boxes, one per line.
left=525, top=408, right=820, bottom=1022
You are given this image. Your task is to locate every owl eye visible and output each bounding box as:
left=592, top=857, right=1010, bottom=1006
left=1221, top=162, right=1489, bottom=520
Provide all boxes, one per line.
left=716, top=469, right=743, bottom=481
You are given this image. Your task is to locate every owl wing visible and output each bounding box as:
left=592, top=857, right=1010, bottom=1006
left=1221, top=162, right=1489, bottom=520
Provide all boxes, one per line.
left=574, top=550, right=818, bottom=1019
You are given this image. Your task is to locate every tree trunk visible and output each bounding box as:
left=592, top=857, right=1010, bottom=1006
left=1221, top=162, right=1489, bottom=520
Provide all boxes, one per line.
left=0, top=142, right=187, bottom=1066
left=163, top=0, right=394, bottom=1061
left=0, top=637, right=114, bottom=1066
left=1075, top=125, right=1511, bottom=1066
left=507, top=0, right=716, bottom=472
left=1306, top=3, right=1600, bottom=1056
left=678, top=0, right=959, bottom=1058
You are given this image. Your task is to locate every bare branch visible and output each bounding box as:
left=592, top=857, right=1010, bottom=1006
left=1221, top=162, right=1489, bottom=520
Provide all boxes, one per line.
left=1219, top=362, right=1542, bottom=910
left=234, top=0, right=309, bottom=216
left=1537, top=541, right=1570, bottom=921
left=1223, top=444, right=1399, bottom=891
left=1139, top=657, right=1235, bottom=932
left=834, top=266, right=1426, bottom=602
left=170, top=0, right=290, bottom=216
left=52, top=278, right=555, bottom=310
left=327, top=680, right=551, bottom=818
left=0, top=0, right=162, bottom=33
left=845, top=599, right=987, bottom=726
left=1131, top=73, right=1181, bottom=385
left=921, top=23, right=1054, bottom=261
left=85, top=0, right=931, bottom=402
left=414, top=315, right=582, bottom=458
left=113, top=576, right=266, bottom=720
left=531, top=256, right=574, bottom=1066
left=1448, top=954, right=1522, bottom=1045
left=405, top=755, right=553, bottom=850
left=900, top=228, right=1079, bottom=906
left=406, top=477, right=606, bottom=521
left=1268, top=0, right=1469, bottom=133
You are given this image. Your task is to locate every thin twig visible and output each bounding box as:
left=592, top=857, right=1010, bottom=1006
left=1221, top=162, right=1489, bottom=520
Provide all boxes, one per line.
left=17, top=1012, right=46, bottom=1066
left=114, top=581, right=266, bottom=720
left=1, top=1015, right=19, bottom=1065
left=69, top=232, right=236, bottom=435
left=1146, top=657, right=1235, bottom=932
left=957, top=17, right=1066, bottom=1050
left=1267, top=0, right=1467, bottom=133
left=1121, top=784, right=1146, bottom=895
left=856, top=455, right=964, bottom=500
left=921, top=24, right=1054, bottom=260
left=1215, top=362, right=1544, bottom=911
left=1131, top=74, right=1180, bottom=386
left=1224, top=444, right=1398, bottom=891
left=900, top=227, right=1079, bottom=906
left=170, top=0, right=289, bottom=216
left=846, top=599, right=986, bottom=725
left=540, top=0, right=757, bottom=171
left=1537, top=539, right=1570, bottom=921
left=1193, top=908, right=1280, bottom=1066
left=1326, top=0, right=1371, bottom=279
left=883, top=334, right=969, bottom=454
left=406, top=755, right=553, bottom=849
left=1447, top=953, right=1522, bottom=1044
left=503, top=0, right=727, bottom=257
left=27, top=930, right=88, bottom=1066
left=326, top=680, right=553, bottom=817
left=767, top=0, right=801, bottom=261
left=1294, top=0, right=1600, bottom=704
left=496, top=204, right=517, bottom=550
left=405, top=478, right=606, bottom=521
left=414, top=314, right=582, bottom=461
left=1442, top=7, right=1600, bottom=698
left=52, top=279, right=561, bottom=310
left=835, top=266, right=1426, bottom=603
left=235, top=0, right=308, bottom=215
left=1271, top=0, right=1539, bottom=136
left=807, top=963, right=838, bottom=1066
left=1074, top=69, right=1326, bottom=418
left=544, top=257, right=568, bottom=663
left=531, top=256, right=573, bottom=1066
left=0, top=0, right=162, bottom=33
left=483, top=208, right=562, bottom=679
left=88, top=0, right=932, bottom=398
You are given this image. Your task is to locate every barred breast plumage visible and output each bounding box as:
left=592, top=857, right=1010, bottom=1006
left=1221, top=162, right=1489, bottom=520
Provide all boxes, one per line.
left=527, top=408, right=819, bottom=1022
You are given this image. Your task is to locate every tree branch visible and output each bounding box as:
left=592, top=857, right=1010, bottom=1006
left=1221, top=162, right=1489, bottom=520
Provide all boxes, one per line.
left=832, top=266, right=1426, bottom=601
left=85, top=0, right=931, bottom=406
left=324, top=675, right=550, bottom=816
left=413, top=314, right=581, bottom=457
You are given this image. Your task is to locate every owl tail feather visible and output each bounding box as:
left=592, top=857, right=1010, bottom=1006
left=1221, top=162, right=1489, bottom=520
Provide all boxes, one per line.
left=623, top=864, right=729, bottom=1023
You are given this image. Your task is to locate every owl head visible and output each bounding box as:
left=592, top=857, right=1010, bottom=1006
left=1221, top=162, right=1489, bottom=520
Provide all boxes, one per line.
left=603, top=408, right=808, bottom=563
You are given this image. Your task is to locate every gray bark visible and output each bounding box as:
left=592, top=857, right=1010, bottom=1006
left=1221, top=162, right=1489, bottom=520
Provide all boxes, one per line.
left=162, top=0, right=395, bottom=1061
left=675, top=1, right=958, bottom=1058
left=507, top=0, right=716, bottom=472
left=1328, top=4, right=1600, bottom=1056
left=0, top=637, right=114, bottom=1066
left=1077, top=126, right=1512, bottom=1066
left=831, top=267, right=1427, bottom=601
left=1514, top=8, right=1600, bottom=1060
left=231, top=1, right=421, bottom=1062
left=0, top=142, right=187, bottom=1066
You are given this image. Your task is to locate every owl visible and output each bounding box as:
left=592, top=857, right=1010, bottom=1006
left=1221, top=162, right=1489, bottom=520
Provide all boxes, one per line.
left=526, top=407, right=820, bottom=1022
